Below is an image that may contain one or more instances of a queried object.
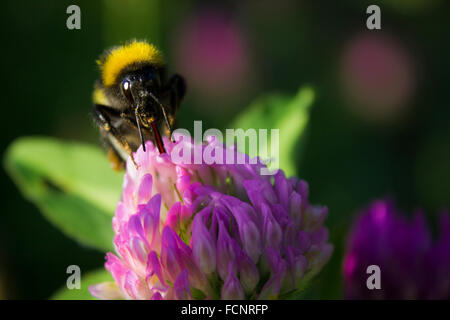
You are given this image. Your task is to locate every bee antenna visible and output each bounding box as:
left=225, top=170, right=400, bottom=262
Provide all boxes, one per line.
left=148, top=92, right=174, bottom=142
left=134, top=107, right=146, bottom=152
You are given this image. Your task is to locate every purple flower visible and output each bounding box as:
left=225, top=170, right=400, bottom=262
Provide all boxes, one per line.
left=89, top=136, right=332, bottom=299
left=343, top=199, right=450, bottom=299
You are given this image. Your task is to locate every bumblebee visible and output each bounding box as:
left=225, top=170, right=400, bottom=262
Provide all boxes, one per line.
left=93, top=40, right=186, bottom=170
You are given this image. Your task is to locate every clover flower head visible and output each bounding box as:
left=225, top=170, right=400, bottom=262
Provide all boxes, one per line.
left=343, top=200, right=450, bottom=299
left=90, top=136, right=332, bottom=300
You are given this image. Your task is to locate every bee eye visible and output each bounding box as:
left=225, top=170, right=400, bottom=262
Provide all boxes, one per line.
left=121, top=80, right=133, bottom=102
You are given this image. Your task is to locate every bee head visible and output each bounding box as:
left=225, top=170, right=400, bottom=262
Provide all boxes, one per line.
left=119, top=66, right=162, bottom=110
left=96, top=40, right=172, bottom=153
left=98, top=40, right=165, bottom=110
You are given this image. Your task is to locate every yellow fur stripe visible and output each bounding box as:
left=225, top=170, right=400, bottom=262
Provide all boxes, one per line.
left=93, top=87, right=109, bottom=105
left=99, top=40, right=164, bottom=86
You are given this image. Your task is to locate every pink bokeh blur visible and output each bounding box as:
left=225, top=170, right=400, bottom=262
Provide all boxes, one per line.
left=173, top=8, right=251, bottom=102
left=339, top=33, right=416, bottom=123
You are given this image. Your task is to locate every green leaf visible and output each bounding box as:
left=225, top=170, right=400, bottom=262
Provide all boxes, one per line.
left=52, top=269, right=113, bottom=300
left=231, top=86, right=315, bottom=176
left=191, top=287, right=207, bottom=300
left=4, top=137, right=123, bottom=251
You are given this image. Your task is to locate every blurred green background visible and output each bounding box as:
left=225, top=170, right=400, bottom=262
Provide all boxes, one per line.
left=1, top=0, right=449, bottom=299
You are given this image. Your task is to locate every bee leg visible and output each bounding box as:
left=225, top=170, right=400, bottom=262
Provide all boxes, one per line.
left=118, top=112, right=154, bottom=149
left=165, top=74, right=186, bottom=139
left=93, top=104, right=138, bottom=168
left=107, top=147, right=125, bottom=171
left=119, top=113, right=162, bottom=154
